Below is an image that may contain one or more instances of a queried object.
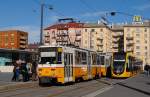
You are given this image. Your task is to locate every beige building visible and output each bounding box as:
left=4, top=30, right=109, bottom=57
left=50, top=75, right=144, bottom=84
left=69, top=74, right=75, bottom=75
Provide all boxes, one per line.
left=124, top=21, right=150, bottom=67
left=81, top=23, right=112, bottom=53
left=43, top=23, right=112, bottom=53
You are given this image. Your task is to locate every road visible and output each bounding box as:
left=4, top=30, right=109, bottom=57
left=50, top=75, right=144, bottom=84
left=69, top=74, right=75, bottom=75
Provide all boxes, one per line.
left=0, top=74, right=149, bottom=97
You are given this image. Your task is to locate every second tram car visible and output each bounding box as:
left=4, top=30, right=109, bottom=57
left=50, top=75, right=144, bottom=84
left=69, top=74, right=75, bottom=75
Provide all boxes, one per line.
left=99, top=53, right=112, bottom=77
left=111, top=52, right=142, bottom=78
left=38, top=45, right=102, bottom=84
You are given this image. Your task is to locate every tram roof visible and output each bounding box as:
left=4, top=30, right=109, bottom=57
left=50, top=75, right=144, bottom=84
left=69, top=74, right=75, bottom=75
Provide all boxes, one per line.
left=39, top=45, right=96, bottom=52
left=0, top=48, right=36, bottom=53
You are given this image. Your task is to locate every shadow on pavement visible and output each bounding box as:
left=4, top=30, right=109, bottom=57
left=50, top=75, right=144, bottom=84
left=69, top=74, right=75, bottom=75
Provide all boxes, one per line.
left=117, top=82, right=150, bottom=96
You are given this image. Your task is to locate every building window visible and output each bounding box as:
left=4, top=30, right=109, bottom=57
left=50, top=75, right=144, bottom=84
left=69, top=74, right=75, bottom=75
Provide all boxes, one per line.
left=11, top=37, right=14, bottom=43
left=144, top=28, right=147, bottom=32
left=144, top=34, right=147, bottom=38
left=100, top=29, right=103, bottom=32
left=91, top=29, right=95, bottom=32
left=145, top=52, right=148, bottom=56
left=5, top=36, right=8, bottom=44
left=127, top=34, right=130, bottom=37
left=145, top=46, right=147, bottom=50
left=136, top=40, right=140, bottom=43
left=136, top=46, right=140, bottom=49
left=136, top=52, right=140, bottom=55
left=136, top=28, right=140, bottom=32
left=145, top=40, right=147, bottom=44
left=136, top=34, right=140, bottom=37
left=85, top=29, right=87, bottom=32
left=127, top=28, right=130, bottom=31
left=85, top=40, right=87, bottom=44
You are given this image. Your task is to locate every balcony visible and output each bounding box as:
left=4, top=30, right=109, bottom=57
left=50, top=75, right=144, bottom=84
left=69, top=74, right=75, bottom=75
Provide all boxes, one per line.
left=20, top=41, right=26, bottom=44
left=126, top=42, right=134, bottom=46
left=126, top=37, right=133, bottom=40
left=97, top=37, right=103, bottom=40
left=20, top=36, right=27, bottom=40
left=97, top=43, right=103, bottom=46
left=76, top=32, right=81, bottom=36
left=112, top=40, right=119, bottom=43
left=75, top=37, right=81, bottom=42
left=112, top=44, right=118, bottom=47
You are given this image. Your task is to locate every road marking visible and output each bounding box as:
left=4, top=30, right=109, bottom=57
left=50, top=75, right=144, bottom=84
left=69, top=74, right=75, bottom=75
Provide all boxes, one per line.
left=82, top=86, right=113, bottom=97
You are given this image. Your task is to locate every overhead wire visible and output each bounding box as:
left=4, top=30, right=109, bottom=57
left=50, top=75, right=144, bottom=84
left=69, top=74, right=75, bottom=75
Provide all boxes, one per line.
left=32, top=0, right=66, bottom=19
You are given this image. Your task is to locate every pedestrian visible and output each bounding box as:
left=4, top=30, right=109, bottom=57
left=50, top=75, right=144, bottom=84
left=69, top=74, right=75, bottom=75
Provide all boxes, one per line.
left=26, top=62, right=32, bottom=79
left=144, top=64, right=149, bottom=76
left=11, top=61, right=17, bottom=81
left=31, top=61, right=37, bottom=81
left=20, top=62, right=29, bottom=82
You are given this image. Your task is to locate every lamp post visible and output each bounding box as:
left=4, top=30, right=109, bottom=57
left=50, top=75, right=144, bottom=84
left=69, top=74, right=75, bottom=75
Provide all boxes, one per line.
left=40, top=0, right=53, bottom=45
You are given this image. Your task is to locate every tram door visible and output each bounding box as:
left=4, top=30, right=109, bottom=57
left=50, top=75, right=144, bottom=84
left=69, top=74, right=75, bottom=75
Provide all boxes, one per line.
left=64, top=53, right=73, bottom=82
left=88, top=52, right=92, bottom=79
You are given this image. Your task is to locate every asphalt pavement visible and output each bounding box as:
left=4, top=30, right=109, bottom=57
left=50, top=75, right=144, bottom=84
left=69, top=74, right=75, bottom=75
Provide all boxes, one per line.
left=96, top=74, right=150, bottom=97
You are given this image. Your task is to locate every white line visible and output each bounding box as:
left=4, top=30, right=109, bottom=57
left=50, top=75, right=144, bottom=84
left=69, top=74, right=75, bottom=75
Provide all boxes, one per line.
left=82, top=86, right=113, bottom=97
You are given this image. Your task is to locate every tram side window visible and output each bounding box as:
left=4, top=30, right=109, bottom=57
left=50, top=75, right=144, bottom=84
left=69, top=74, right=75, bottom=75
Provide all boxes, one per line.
left=100, top=56, right=104, bottom=65
left=81, top=52, right=87, bottom=64
left=75, top=51, right=81, bottom=64
left=92, top=54, right=96, bottom=65
left=126, top=56, right=133, bottom=72
left=97, top=55, right=100, bottom=65
left=57, top=52, right=62, bottom=64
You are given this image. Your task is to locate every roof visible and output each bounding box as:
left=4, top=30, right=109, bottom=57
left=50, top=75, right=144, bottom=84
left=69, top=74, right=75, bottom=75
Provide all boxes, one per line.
left=44, top=22, right=84, bottom=30
left=0, top=48, right=36, bottom=53
left=0, top=30, right=28, bottom=33
left=83, top=23, right=106, bottom=28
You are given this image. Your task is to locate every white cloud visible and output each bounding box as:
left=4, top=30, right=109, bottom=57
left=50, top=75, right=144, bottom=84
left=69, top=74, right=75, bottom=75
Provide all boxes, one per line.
left=133, top=4, right=150, bottom=11
left=0, top=25, right=40, bottom=43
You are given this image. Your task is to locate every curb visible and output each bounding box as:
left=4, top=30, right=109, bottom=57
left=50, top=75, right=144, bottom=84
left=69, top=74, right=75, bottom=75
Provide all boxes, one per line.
left=0, top=81, right=38, bottom=92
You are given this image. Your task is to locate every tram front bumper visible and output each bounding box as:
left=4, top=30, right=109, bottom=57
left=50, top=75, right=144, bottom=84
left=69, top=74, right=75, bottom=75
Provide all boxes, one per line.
left=39, top=77, right=57, bottom=84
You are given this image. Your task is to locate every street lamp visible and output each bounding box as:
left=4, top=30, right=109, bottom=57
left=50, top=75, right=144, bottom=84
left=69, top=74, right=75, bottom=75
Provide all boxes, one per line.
left=40, top=1, right=53, bottom=45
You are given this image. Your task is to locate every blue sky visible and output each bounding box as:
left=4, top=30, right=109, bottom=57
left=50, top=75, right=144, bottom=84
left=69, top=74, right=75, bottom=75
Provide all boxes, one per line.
left=0, top=0, right=150, bottom=43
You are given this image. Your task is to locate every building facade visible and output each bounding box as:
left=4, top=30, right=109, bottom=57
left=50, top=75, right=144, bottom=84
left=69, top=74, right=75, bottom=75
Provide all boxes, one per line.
left=124, top=21, right=150, bottom=67
left=82, top=23, right=112, bottom=53
left=0, top=30, right=28, bottom=49
left=43, top=22, right=84, bottom=47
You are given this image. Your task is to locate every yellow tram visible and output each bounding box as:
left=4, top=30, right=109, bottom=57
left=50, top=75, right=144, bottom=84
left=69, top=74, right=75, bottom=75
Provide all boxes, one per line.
left=111, top=52, right=142, bottom=78
left=37, top=45, right=102, bottom=84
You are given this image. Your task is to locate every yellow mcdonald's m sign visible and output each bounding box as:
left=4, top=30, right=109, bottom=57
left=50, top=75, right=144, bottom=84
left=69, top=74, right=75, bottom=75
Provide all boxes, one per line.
left=133, top=16, right=142, bottom=22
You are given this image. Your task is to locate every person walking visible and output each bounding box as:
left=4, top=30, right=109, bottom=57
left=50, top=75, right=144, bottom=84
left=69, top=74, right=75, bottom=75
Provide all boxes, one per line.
left=31, top=61, right=37, bottom=81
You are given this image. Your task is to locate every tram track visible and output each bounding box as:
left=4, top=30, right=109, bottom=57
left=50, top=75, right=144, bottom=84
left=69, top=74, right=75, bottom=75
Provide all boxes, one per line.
left=0, top=79, right=110, bottom=97
left=0, top=77, right=129, bottom=97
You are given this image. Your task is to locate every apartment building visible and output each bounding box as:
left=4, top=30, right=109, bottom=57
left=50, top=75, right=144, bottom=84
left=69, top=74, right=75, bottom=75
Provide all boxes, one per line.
left=111, top=25, right=124, bottom=52
left=0, top=30, right=28, bottom=49
left=124, top=21, right=150, bottom=66
left=82, top=23, right=112, bottom=52
left=44, top=22, right=84, bottom=47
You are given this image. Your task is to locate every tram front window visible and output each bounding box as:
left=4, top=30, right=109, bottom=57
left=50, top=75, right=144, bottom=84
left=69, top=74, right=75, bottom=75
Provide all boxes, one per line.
left=40, top=52, right=62, bottom=64
left=113, top=61, right=125, bottom=74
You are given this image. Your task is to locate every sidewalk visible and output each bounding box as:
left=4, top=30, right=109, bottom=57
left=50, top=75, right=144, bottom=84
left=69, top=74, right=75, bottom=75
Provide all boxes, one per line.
left=0, top=72, right=38, bottom=91
left=118, top=73, right=150, bottom=95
